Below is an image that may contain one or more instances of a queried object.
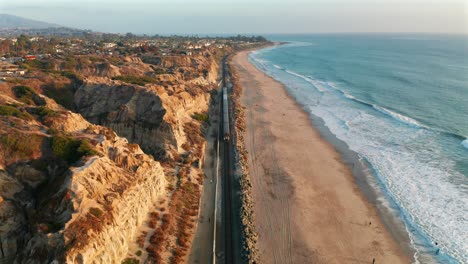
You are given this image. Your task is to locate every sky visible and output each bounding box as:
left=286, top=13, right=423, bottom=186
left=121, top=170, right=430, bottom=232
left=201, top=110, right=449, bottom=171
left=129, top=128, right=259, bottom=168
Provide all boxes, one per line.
left=1, top=0, right=467, bottom=35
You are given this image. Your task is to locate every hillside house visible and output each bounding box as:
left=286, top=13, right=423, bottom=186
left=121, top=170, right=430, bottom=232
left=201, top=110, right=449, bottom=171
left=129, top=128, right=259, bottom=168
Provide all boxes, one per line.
left=24, top=55, right=36, bottom=60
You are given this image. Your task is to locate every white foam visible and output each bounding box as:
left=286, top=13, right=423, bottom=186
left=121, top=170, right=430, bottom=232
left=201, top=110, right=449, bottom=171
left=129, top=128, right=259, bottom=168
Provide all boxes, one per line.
left=313, top=102, right=467, bottom=263
left=373, top=105, right=426, bottom=129
left=283, top=41, right=315, bottom=48
left=326, top=81, right=340, bottom=90
left=250, top=58, right=467, bottom=262
left=462, top=139, right=468, bottom=149
left=343, top=91, right=356, bottom=99
left=283, top=70, right=328, bottom=93
left=248, top=55, right=270, bottom=73
left=273, top=64, right=284, bottom=70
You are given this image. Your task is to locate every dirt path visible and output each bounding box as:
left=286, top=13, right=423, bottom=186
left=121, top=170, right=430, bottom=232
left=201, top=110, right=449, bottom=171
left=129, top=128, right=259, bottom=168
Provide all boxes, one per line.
left=232, top=50, right=410, bottom=264
left=187, top=99, right=219, bottom=264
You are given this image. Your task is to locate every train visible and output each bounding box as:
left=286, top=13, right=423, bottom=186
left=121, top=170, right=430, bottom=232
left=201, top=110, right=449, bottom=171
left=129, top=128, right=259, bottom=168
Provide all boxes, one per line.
left=222, top=87, right=230, bottom=141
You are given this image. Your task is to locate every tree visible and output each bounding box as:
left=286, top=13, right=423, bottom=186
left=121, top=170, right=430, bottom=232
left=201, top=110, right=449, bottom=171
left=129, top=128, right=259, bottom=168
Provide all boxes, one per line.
left=0, top=40, right=11, bottom=54
left=30, top=42, right=39, bottom=54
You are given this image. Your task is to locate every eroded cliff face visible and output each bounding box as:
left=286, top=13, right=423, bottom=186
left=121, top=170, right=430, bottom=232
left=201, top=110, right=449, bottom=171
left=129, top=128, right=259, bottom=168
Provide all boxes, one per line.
left=1, top=47, right=225, bottom=264
left=62, top=135, right=166, bottom=264
left=75, top=54, right=219, bottom=161
left=0, top=93, right=167, bottom=263
left=74, top=80, right=174, bottom=159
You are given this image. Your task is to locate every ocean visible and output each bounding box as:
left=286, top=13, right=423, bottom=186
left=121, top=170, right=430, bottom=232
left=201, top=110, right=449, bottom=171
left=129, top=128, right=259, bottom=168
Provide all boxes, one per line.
left=249, top=34, right=468, bottom=264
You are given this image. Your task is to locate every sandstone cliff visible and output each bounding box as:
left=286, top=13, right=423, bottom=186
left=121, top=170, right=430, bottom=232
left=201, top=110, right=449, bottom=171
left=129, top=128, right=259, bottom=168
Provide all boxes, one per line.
left=74, top=54, right=219, bottom=161
left=0, top=46, right=227, bottom=264
left=0, top=94, right=167, bottom=263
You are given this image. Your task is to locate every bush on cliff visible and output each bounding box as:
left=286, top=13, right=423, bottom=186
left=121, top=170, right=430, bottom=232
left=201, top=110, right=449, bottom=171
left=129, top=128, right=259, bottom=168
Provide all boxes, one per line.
left=60, top=71, right=84, bottom=86
left=42, top=82, right=76, bottom=110
left=0, top=133, right=44, bottom=164
left=12, top=85, right=35, bottom=104
left=35, top=106, right=59, bottom=121
left=12, top=85, right=47, bottom=106
left=51, top=136, right=98, bottom=163
left=0, top=104, right=33, bottom=120
left=77, top=139, right=98, bottom=156
left=122, top=258, right=139, bottom=264
left=89, top=207, right=103, bottom=218
left=191, top=112, right=209, bottom=124
left=112, top=75, right=157, bottom=86
left=21, top=59, right=55, bottom=71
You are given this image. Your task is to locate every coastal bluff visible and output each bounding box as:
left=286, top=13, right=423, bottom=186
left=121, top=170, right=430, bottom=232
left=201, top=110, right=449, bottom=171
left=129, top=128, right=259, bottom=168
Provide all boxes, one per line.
left=0, top=45, right=226, bottom=263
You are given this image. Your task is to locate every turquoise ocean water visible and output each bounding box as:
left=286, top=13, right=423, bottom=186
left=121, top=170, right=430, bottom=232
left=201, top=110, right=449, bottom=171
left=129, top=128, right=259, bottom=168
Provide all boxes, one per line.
left=249, top=34, right=468, bottom=263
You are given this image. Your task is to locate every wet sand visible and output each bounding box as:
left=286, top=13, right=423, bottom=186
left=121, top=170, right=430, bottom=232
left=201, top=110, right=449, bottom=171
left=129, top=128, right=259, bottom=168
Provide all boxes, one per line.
left=232, top=50, right=410, bottom=264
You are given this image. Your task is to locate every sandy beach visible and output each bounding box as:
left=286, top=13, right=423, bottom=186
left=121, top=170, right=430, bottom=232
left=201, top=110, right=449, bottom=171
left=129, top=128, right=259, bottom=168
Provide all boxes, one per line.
left=232, top=50, right=410, bottom=264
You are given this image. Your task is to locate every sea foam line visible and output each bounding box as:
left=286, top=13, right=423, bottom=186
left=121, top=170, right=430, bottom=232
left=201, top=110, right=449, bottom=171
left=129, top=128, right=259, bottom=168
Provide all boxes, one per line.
left=253, top=52, right=435, bottom=133
left=249, top=46, right=467, bottom=263
left=324, top=83, right=427, bottom=129
left=273, top=64, right=284, bottom=70
left=283, top=69, right=330, bottom=93
left=285, top=68, right=426, bottom=129
left=372, top=105, right=426, bottom=129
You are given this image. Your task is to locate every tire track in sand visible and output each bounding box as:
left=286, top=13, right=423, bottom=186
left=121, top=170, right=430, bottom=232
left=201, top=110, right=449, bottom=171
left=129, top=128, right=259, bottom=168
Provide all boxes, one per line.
left=238, top=64, right=293, bottom=264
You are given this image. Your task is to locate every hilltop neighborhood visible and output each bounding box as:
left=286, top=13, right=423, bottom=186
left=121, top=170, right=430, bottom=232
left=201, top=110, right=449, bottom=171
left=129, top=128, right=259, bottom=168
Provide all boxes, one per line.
left=0, top=33, right=266, bottom=80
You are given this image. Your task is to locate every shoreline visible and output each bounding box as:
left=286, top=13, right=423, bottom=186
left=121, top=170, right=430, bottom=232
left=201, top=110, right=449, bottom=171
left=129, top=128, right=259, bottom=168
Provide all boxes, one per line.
left=232, top=48, right=411, bottom=263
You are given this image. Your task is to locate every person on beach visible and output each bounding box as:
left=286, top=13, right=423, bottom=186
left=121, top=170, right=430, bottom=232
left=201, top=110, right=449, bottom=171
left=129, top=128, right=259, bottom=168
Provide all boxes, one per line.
left=372, top=258, right=375, bottom=264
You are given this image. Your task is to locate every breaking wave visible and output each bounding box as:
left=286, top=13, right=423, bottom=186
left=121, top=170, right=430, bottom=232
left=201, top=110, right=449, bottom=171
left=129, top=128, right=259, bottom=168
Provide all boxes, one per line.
left=462, top=139, right=468, bottom=149
left=372, top=105, right=426, bottom=129
left=278, top=66, right=427, bottom=130
left=248, top=47, right=467, bottom=263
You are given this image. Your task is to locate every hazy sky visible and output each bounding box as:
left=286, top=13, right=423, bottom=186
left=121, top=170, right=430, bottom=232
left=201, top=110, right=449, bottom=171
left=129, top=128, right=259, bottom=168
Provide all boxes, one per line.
left=1, top=0, right=467, bottom=34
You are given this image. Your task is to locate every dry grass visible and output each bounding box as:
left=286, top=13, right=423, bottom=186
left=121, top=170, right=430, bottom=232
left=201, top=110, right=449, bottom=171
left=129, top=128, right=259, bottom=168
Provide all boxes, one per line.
left=146, top=212, right=175, bottom=262
left=145, top=171, right=202, bottom=263
left=183, top=121, right=204, bottom=157
left=137, top=231, right=147, bottom=248
left=65, top=204, right=114, bottom=252
left=0, top=131, right=45, bottom=166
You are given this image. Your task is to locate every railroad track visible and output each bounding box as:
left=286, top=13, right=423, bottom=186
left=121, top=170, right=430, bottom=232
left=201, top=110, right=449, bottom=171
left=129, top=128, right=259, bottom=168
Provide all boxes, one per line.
left=220, top=55, right=235, bottom=264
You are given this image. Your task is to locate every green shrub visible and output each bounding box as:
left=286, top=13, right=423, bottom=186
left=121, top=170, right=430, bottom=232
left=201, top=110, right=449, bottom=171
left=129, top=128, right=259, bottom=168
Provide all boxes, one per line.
left=51, top=135, right=81, bottom=163
left=12, top=85, right=33, bottom=97
left=191, top=112, right=209, bottom=123
left=42, top=83, right=75, bottom=110
left=4, top=78, right=21, bottom=84
left=36, top=106, right=59, bottom=120
left=77, top=139, right=99, bottom=157
left=107, top=57, right=123, bottom=66
left=62, top=56, right=77, bottom=69
left=47, top=127, right=59, bottom=135
left=153, top=68, right=165, bottom=74
left=12, top=86, right=46, bottom=106
left=88, top=56, right=103, bottom=62
left=122, top=258, right=139, bottom=264
left=61, top=71, right=84, bottom=86
left=51, top=136, right=98, bottom=163
left=0, top=105, right=33, bottom=120
left=23, top=59, right=55, bottom=71
left=89, top=207, right=103, bottom=218
left=0, top=133, right=43, bottom=160
left=111, top=75, right=157, bottom=86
